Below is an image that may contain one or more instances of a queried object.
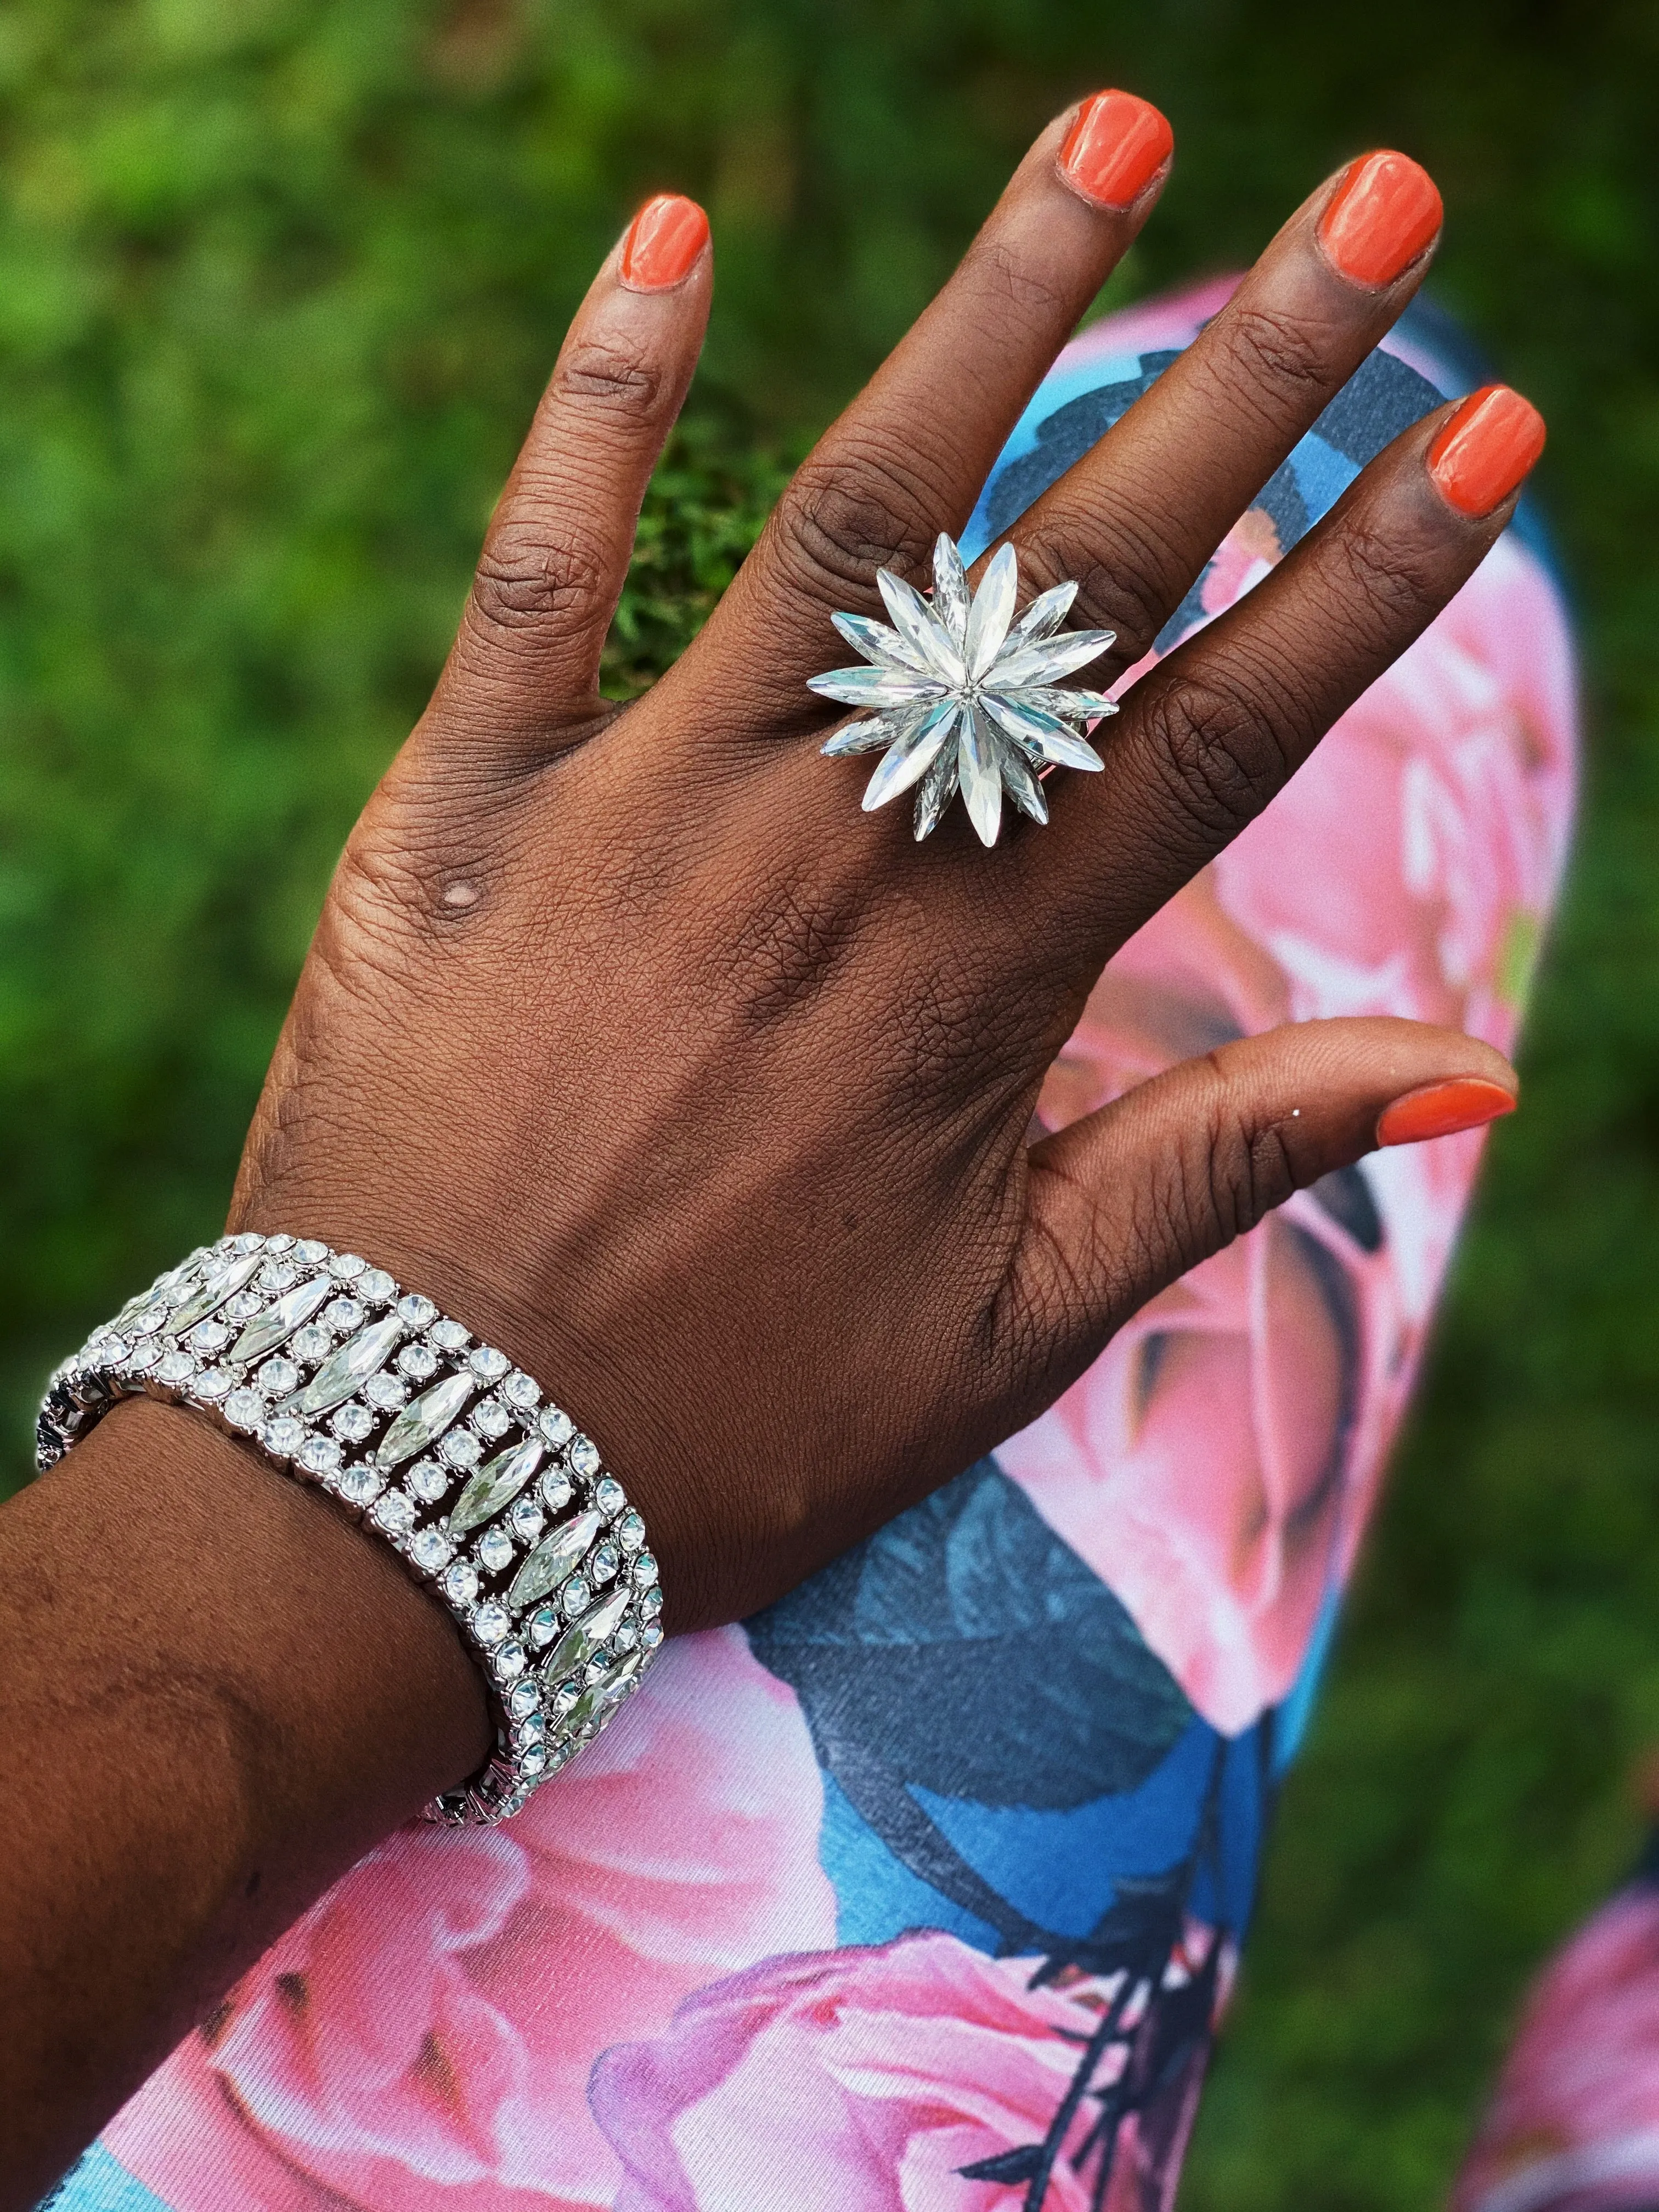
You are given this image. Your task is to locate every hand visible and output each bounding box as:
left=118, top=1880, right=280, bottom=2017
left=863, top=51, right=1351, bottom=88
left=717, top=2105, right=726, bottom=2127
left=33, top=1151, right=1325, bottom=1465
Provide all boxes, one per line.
left=231, top=100, right=1532, bottom=1632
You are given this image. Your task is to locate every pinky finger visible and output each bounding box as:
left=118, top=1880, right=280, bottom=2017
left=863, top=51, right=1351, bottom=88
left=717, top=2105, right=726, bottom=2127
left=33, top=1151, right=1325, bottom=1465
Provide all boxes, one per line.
left=424, top=194, right=713, bottom=762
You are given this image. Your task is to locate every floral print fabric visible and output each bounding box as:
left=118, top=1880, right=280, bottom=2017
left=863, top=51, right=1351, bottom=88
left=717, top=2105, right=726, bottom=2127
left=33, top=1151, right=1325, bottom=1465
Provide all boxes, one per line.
left=50, top=280, right=1579, bottom=2212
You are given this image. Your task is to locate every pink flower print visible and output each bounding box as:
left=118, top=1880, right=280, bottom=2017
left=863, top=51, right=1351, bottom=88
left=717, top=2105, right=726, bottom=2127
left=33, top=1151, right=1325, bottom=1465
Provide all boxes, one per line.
left=592, top=1929, right=1226, bottom=2212
left=107, top=1627, right=838, bottom=2211
left=1453, top=1882, right=1659, bottom=2212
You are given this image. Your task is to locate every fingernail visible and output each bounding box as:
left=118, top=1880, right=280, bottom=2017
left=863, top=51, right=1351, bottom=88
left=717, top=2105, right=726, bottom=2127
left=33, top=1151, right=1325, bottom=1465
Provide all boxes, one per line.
left=1427, top=384, right=1548, bottom=517
left=1376, top=1076, right=1516, bottom=1148
left=1317, top=151, right=1442, bottom=286
left=1058, top=90, right=1173, bottom=210
left=619, top=194, right=709, bottom=292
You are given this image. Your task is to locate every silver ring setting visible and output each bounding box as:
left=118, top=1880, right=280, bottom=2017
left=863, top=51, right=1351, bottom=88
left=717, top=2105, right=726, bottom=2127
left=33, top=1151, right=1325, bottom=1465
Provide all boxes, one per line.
left=809, top=533, right=1118, bottom=848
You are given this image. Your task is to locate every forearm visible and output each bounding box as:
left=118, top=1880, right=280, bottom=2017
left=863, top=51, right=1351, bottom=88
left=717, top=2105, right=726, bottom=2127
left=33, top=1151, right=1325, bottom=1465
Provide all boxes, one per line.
left=0, top=1395, right=489, bottom=2211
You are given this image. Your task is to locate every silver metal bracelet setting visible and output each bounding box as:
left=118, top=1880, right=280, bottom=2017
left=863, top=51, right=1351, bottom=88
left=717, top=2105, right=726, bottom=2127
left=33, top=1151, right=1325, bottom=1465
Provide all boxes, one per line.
left=36, top=1232, right=663, bottom=1826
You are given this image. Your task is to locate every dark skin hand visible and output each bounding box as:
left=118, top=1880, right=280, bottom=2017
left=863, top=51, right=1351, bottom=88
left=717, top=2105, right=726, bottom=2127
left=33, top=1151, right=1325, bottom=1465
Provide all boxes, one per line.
left=0, top=98, right=1537, bottom=2204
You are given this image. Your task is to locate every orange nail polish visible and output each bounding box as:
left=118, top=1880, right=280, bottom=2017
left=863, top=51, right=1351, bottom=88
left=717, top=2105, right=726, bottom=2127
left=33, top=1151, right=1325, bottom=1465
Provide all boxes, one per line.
left=619, top=194, right=709, bottom=292
left=1427, top=384, right=1548, bottom=517
left=1318, top=151, right=1443, bottom=286
left=1058, top=91, right=1173, bottom=210
left=1375, top=1076, right=1516, bottom=1148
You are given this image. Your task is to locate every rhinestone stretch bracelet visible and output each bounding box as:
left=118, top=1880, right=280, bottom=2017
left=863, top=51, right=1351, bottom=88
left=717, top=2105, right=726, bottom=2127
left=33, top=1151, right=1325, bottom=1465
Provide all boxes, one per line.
left=36, top=1232, right=663, bottom=1825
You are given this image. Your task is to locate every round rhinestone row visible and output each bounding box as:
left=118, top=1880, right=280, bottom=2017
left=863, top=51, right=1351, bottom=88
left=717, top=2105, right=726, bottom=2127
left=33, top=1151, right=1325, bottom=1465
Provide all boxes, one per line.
left=37, top=1232, right=663, bottom=1824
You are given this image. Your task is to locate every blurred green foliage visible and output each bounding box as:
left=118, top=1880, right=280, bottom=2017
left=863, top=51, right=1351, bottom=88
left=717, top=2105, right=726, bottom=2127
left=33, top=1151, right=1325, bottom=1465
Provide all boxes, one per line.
left=3, top=2, right=1659, bottom=2204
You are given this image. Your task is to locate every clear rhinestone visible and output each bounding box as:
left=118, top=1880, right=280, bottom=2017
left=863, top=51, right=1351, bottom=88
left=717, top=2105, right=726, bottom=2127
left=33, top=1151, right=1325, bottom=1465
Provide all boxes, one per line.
left=448, top=1438, right=544, bottom=1537
left=155, top=1349, right=196, bottom=1387
left=539, top=1468, right=573, bottom=1512
left=594, top=1475, right=625, bottom=1517
left=358, top=1268, right=396, bottom=1305
left=472, top=1397, right=511, bottom=1440
left=640, top=1584, right=663, bottom=1619
left=195, top=1366, right=230, bottom=1399
left=231, top=1275, right=332, bottom=1365
left=493, top=1639, right=527, bottom=1681
left=641, top=1621, right=663, bottom=1651
left=339, top=1465, right=384, bottom=1507
left=376, top=1372, right=474, bottom=1470
left=257, top=1357, right=301, bottom=1396
left=284, top=1314, right=403, bottom=1418
left=528, top=1605, right=559, bottom=1648
left=131, top=1305, right=167, bottom=1336
left=297, top=1238, right=329, bottom=1265
left=290, top=1324, right=331, bottom=1363
left=189, top=1319, right=232, bottom=1355
left=233, top=1231, right=266, bottom=1254
left=549, top=1676, right=582, bottom=1714
left=408, top=1458, right=449, bottom=1503
left=503, top=1372, right=539, bottom=1410
left=583, top=1656, right=608, bottom=1686
left=124, top=1339, right=161, bottom=1373
left=618, top=1509, right=646, bottom=1553
left=514, top=1712, right=546, bottom=1746
left=569, top=1435, right=601, bottom=1477
left=470, top=1345, right=510, bottom=1383
left=590, top=1542, right=618, bottom=1584
left=264, top=1233, right=296, bottom=1255
left=538, top=1407, right=573, bottom=1447
left=472, top=1602, right=510, bottom=1646
left=632, top=1552, right=659, bottom=1588
left=520, top=1742, right=548, bottom=1776
left=508, top=1680, right=541, bottom=1719
left=439, top=1426, right=482, bottom=1470
left=223, top=1290, right=265, bottom=1320
left=477, top=1526, right=515, bottom=1574
left=261, top=1415, right=306, bottom=1458
left=322, top=1296, right=365, bottom=1335
left=364, top=1371, right=408, bottom=1410
left=299, top=1435, right=342, bottom=1476
left=397, top=1341, right=438, bottom=1382
left=329, top=1251, right=367, bottom=1280
left=397, top=1293, right=437, bottom=1328
left=407, top=1522, right=449, bottom=1575
left=508, top=1498, right=544, bottom=1544
left=563, top=1575, right=591, bottom=1617
left=441, top=1560, right=479, bottom=1606
left=612, top=1619, right=639, bottom=1652
left=372, top=1490, right=416, bottom=1536
left=164, top=1252, right=263, bottom=1336
left=428, top=1318, right=470, bottom=1352
left=507, top=1508, right=602, bottom=1610
left=257, top=1261, right=298, bottom=1295
left=331, top=1403, right=375, bottom=1443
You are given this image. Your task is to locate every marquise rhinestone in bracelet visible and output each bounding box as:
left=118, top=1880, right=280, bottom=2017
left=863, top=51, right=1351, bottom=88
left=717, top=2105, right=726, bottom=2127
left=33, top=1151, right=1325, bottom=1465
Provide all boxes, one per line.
left=36, top=1232, right=664, bottom=1826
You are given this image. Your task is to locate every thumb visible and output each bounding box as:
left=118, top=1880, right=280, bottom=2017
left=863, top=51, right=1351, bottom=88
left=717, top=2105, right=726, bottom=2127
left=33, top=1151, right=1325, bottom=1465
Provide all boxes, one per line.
left=997, top=1015, right=1516, bottom=1413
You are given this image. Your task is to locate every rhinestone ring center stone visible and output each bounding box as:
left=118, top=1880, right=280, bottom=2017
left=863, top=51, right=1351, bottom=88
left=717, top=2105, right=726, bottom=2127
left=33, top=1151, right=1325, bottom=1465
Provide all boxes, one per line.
left=808, top=533, right=1118, bottom=848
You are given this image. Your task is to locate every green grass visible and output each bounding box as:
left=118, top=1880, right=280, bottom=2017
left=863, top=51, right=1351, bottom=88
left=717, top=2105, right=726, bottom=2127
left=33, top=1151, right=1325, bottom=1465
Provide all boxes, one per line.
left=4, top=4, right=1659, bottom=2203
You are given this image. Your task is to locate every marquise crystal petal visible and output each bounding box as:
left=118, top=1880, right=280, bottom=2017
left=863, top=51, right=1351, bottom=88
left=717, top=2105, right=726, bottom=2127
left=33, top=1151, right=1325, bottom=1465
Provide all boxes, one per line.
left=876, top=568, right=964, bottom=686
left=913, top=743, right=959, bottom=842
left=981, top=693, right=1104, bottom=771
left=1006, top=685, right=1119, bottom=722
left=448, top=1438, right=545, bottom=1538
left=228, top=1274, right=332, bottom=1366
left=806, top=667, right=947, bottom=710
left=861, top=702, right=957, bottom=813
left=830, top=610, right=930, bottom=675
left=163, top=1253, right=263, bottom=1337
left=508, top=1507, right=603, bottom=1611
left=1000, top=742, right=1049, bottom=825
left=930, top=532, right=970, bottom=643
left=375, top=1370, right=475, bottom=1471
left=282, top=1313, right=403, bottom=1418
left=990, top=627, right=1117, bottom=689
left=964, top=542, right=1018, bottom=679
left=958, top=708, right=1004, bottom=849
left=821, top=714, right=901, bottom=758
left=1004, top=578, right=1078, bottom=648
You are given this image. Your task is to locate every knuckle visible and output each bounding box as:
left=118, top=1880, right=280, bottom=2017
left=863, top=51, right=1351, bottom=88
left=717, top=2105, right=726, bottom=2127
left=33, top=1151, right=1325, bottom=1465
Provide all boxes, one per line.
left=1194, top=1060, right=1299, bottom=1243
left=768, top=439, right=939, bottom=606
left=1137, top=674, right=1292, bottom=840
left=1016, top=514, right=1175, bottom=665
left=469, top=517, right=610, bottom=636
left=1331, top=508, right=1447, bottom=624
left=971, top=235, right=1070, bottom=330
left=550, top=335, right=667, bottom=423
left=1211, top=301, right=1336, bottom=415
